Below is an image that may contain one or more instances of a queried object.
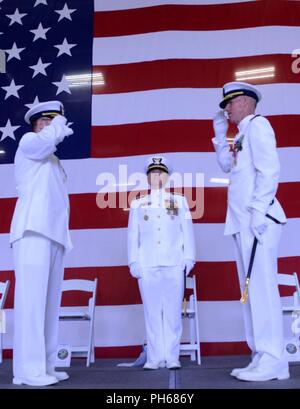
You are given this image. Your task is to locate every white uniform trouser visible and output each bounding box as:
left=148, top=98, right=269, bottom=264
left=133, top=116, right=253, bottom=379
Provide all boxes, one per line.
left=233, top=222, right=285, bottom=366
left=138, top=266, right=184, bottom=364
left=12, top=231, right=65, bottom=379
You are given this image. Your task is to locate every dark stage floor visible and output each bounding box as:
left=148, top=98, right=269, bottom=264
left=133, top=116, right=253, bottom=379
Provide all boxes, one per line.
left=1, top=356, right=300, bottom=389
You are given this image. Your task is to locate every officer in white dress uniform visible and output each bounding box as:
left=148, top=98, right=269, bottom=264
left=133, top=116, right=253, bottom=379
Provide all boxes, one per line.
left=212, top=82, right=289, bottom=381
left=127, top=157, right=196, bottom=370
left=10, top=101, right=73, bottom=386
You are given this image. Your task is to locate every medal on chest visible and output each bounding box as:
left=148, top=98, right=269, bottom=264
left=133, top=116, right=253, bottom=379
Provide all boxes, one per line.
left=141, top=201, right=152, bottom=221
left=230, top=134, right=244, bottom=167
left=165, top=198, right=178, bottom=218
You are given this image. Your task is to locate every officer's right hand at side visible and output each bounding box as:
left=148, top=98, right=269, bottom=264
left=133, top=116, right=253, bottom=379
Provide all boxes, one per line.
left=129, top=262, right=143, bottom=279
left=213, top=110, right=228, bottom=140
left=251, top=209, right=268, bottom=244
left=183, top=259, right=195, bottom=277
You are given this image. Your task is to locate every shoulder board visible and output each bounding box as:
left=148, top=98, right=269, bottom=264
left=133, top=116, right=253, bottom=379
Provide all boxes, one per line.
left=171, top=192, right=184, bottom=196
left=250, top=114, right=261, bottom=122
left=132, top=194, right=148, bottom=203
left=137, top=194, right=148, bottom=200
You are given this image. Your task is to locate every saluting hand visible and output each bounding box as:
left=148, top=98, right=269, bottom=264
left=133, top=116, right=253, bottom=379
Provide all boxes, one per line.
left=213, top=110, right=228, bottom=139
left=63, top=125, right=74, bottom=137
left=52, top=115, right=74, bottom=137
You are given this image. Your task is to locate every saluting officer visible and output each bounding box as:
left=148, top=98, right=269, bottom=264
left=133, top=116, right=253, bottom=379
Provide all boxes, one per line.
left=127, top=156, right=196, bottom=370
left=212, top=82, right=288, bottom=381
left=10, top=101, right=73, bottom=386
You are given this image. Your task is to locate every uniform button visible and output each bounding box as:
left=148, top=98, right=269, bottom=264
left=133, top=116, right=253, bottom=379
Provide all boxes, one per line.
left=158, top=241, right=161, bottom=244
left=157, top=215, right=160, bottom=218
left=158, top=227, right=161, bottom=231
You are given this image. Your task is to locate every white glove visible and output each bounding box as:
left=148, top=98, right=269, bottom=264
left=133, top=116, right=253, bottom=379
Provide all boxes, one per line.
left=51, top=114, right=67, bottom=126
left=213, top=110, right=228, bottom=140
left=52, top=115, right=74, bottom=142
left=63, top=125, right=74, bottom=137
left=182, top=259, right=195, bottom=276
left=251, top=209, right=268, bottom=244
left=129, top=262, right=143, bottom=279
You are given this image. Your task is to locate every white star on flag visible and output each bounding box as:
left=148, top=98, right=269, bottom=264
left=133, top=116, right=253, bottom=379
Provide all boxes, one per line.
left=55, top=3, right=76, bottom=22
left=4, top=42, right=26, bottom=61
left=34, top=0, right=48, bottom=6
left=52, top=74, right=71, bottom=95
left=25, top=96, right=41, bottom=109
left=6, top=8, right=27, bottom=26
left=0, top=119, right=20, bottom=141
left=30, top=23, right=51, bottom=42
left=29, top=58, right=51, bottom=78
left=54, top=38, right=77, bottom=57
left=1, top=79, right=24, bottom=100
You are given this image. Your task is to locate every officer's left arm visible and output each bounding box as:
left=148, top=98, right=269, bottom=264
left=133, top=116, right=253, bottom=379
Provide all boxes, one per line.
left=127, top=201, right=140, bottom=266
left=180, top=196, right=196, bottom=261
left=212, top=137, right=232, bottom=173
left=248, top=117, right=280, bottom=215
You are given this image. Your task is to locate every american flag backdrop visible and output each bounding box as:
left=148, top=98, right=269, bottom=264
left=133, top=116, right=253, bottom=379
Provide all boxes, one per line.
left=0, top=0, right=300, bottom=357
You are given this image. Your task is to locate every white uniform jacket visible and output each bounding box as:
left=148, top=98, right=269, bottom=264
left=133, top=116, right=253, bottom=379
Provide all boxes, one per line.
left=212, top=114, right=286, bottom=235
left=128, top=190, right=196, bottom=267
left=10, top=119, right=73, bottom=250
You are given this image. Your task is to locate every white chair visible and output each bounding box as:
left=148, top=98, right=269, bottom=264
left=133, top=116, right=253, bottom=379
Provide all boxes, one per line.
left=0, top=280, right=10, bottom=364
left=180, top=275, right=201, bottom=365
left=59, top=278, right=98, bottom=367
left=277, top=272, right=300, bottom=361
left=277, top=272, right=300, bottom=315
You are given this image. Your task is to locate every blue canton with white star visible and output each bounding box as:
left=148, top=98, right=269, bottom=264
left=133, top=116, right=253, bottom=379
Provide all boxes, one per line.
left=0, top=0, right=93, bottom=164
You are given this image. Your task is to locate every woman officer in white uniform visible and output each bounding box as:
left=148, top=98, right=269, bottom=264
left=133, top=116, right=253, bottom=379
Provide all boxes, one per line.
left=10, top=101, right=73, bottom=386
